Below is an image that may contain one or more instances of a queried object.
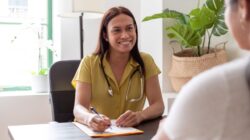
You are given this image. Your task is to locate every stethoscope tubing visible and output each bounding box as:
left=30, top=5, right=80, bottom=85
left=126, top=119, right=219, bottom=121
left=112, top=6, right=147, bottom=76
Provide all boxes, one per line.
left=100, top=59, right=144, bottom=102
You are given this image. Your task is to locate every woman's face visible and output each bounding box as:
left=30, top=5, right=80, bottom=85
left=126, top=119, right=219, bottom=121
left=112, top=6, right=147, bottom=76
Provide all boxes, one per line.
left=105, top=14, right=137, bottom=54
left=225, top=0, right=250, bottom=50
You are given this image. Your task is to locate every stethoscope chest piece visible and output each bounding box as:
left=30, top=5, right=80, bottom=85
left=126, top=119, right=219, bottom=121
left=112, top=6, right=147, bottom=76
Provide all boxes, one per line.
left=108, top=88, right=113, bottom=96
left=100, top=60, right=143, bottom=101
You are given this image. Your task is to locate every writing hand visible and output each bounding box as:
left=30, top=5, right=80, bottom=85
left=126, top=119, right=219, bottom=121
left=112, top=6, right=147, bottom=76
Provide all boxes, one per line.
left=116, top=110, right=143, bottom=127
left=89, top=114, right=111, bottom=132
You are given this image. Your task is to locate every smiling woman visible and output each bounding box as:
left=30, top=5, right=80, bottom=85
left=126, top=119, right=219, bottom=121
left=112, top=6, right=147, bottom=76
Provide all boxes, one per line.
left=72, top=6, right=164, bottom=132
left=0, top=0, right=52, bottom=92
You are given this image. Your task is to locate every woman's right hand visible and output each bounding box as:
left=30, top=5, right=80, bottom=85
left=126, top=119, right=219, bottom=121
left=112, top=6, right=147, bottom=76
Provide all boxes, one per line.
left=88, top=115, right=111, bottom=132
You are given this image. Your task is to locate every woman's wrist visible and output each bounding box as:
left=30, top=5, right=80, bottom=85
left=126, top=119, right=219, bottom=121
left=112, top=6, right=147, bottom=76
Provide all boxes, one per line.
left=137, top=111, right=145, bottom=124
left=77, top=112, right=97, bottom=126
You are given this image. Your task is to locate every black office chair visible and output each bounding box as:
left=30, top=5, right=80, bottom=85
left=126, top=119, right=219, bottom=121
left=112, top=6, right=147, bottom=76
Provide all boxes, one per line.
left=49, top=60, right=80, bottom=122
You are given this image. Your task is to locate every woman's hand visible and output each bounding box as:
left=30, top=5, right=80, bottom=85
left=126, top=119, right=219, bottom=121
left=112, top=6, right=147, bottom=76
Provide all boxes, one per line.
left=88, top=114, right=111, bottom=132
left=115, top=110, right=143, bottom=127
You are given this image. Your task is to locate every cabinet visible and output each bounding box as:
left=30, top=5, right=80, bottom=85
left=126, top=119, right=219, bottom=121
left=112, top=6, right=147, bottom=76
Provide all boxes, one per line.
left=56, top=13, right=102, bottom=60
left=162, top=93, right=178, bottom=115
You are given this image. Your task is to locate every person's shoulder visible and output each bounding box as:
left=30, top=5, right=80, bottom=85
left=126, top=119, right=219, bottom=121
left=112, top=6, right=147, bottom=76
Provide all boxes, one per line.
left=196, top=56, right=249, bottom=82
left=139, top=51, right=151, bottom=57
left=165, top=59, right=243, bottom=127
left=139, top=52, right=154, bottom=61
left=82, top=54, right=100, bottom=62
left=179, top=56, right=249, bottom=97
left=165, top=57, right=250, bottom=138
left=139, top=52, right=158, bottom=67
left=195, top=56, right=248, bottom=80
left=219, top=56, right=249, bottom=73
left=79, top=54, right=100, bottom=68
left=83, top=54, right=99, bottom=59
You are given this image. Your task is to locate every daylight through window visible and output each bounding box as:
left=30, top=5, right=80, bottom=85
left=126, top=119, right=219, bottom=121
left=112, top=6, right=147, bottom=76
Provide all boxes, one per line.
left=0, top=0, right=49, bottom=92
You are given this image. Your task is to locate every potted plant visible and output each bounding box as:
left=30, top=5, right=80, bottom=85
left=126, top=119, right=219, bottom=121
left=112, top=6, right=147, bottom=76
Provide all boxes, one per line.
left=143, top=0, right=228, bottom=92
left=31, top=39, right=53, bottom=93
left=31, top=69, right=48, bottom=93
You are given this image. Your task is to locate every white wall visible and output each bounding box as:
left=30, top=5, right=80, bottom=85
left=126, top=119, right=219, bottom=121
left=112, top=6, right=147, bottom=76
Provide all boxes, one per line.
left=59, top=15, right=81, bottom=60
left=0, top=93, right=51, bottom=140
left=141, top=0, right=164, bottom=90
left=83, top=14, right=103, bottom=56
left=53, top=0, right=141, bottom=60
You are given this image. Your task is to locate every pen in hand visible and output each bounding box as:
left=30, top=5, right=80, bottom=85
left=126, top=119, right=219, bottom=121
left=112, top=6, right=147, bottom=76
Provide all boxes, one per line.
left=90, top=107, right=102, bottom=118
left=90, top=107, right=112, bottom=129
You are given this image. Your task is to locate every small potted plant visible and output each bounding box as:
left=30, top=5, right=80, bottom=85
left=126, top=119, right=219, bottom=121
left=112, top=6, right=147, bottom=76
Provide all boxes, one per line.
left=143, top=0, right=228, bottom=92
left=31, top=40, right=48, bottom=92
left=31, top=68, right=48, bottom=93
left=31, top=39, right=53, bottom=93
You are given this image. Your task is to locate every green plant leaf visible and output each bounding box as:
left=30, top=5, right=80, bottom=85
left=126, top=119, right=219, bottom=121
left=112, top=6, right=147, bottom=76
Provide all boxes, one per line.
left=212, top=9, right=228, bottom=36
left=189, top=7, right=215, bottom=30
left=204, top=0, right=224, bottom=13
left=32, top=68, right=48, bottom=76
left=38, top=68, right=48, bottom=75
left=204, top=0, right=228, bottom=36
left=143, top=9, right=189, bottom=25
left=166, top=24, right=201, bottom=48
left=142, top=0, right=228, bottom=54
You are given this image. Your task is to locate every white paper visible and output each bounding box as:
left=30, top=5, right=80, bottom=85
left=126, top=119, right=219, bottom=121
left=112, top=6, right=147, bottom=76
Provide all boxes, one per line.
left=73, top=120, right=143, bottom=137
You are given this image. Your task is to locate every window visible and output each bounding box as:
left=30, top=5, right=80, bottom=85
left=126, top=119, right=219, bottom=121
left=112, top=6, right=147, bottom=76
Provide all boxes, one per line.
left=0, top=0, right=52, bottom=92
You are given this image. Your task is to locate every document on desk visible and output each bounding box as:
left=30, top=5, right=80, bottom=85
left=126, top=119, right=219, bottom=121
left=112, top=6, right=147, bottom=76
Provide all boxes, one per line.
left=73, top=120, right=143, bottom=138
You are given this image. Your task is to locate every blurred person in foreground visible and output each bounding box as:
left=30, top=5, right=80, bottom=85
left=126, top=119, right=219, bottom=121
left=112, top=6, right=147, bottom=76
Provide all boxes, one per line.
left=152, top=0, right=250, bottom=139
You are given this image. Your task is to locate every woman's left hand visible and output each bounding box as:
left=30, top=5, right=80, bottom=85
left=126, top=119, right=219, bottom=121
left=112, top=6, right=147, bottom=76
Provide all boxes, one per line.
left=115, top=110, right=143, bottom=127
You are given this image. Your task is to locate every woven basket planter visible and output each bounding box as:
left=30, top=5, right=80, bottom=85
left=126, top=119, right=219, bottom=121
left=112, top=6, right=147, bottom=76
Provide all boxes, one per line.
left=168, top=48, right=227, bottom=92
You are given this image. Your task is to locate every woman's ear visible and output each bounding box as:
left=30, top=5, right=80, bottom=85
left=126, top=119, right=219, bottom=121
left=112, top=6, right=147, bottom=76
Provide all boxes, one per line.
left=103, top=33, right=108, bottom=41
left=239, top=0, right=250, bottom=20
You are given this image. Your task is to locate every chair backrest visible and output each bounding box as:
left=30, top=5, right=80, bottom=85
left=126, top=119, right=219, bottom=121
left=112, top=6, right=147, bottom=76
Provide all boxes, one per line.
left=49, top=60, right=80, bottom=122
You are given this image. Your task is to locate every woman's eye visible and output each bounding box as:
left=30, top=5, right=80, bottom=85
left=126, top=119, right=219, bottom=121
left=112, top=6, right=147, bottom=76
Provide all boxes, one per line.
left=112, top=29, right=121, bottom=33
left=127, top=26, right=134, bottom=31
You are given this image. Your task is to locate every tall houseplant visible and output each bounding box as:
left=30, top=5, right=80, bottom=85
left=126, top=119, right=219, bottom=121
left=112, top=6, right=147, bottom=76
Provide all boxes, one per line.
left=143, top=0, right=228, bottom=92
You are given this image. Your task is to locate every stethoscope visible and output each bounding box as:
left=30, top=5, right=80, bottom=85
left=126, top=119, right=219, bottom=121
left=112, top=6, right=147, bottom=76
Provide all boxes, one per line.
left=100, top=61, right=144, bottom=102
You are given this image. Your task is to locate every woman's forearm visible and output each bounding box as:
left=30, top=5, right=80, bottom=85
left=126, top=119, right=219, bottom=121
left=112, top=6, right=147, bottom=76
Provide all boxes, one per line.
left=140, top=101, right=165, bottom=122
left=73, top=104, right=96, bottom=125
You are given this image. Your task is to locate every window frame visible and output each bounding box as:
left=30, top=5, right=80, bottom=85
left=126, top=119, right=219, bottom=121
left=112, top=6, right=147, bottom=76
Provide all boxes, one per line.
left=0, top=0, right=53, bottom=92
